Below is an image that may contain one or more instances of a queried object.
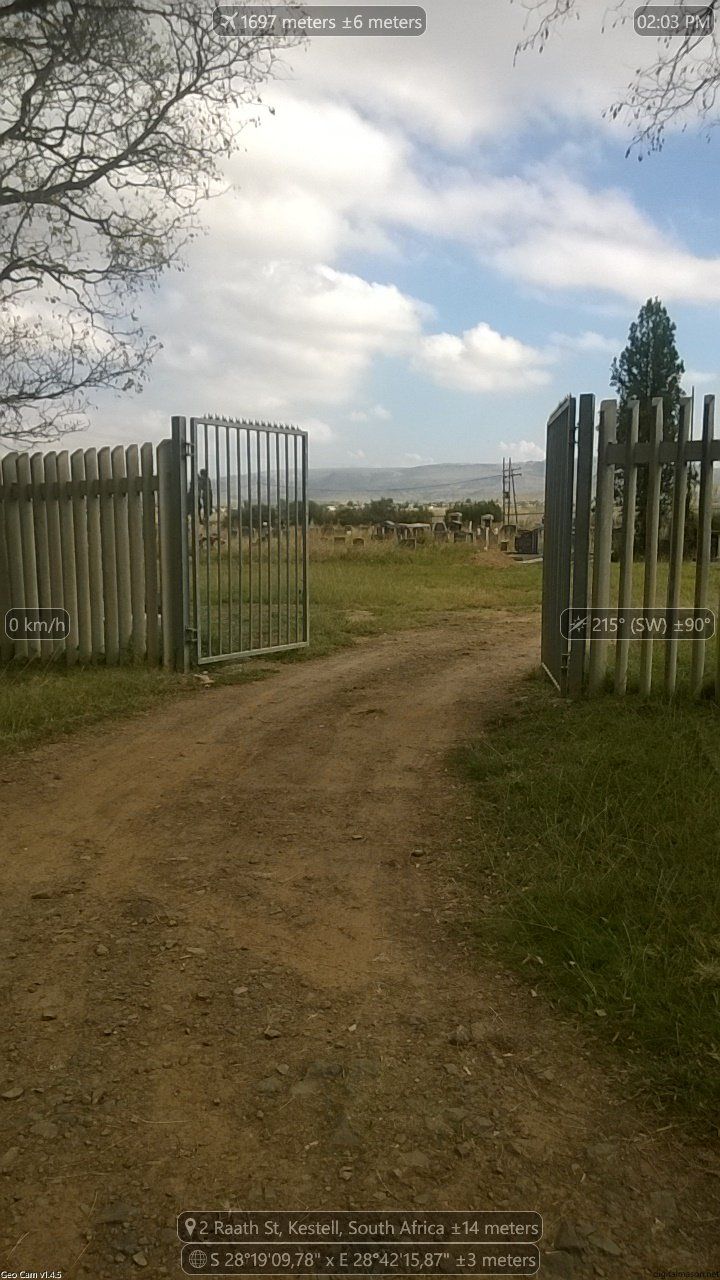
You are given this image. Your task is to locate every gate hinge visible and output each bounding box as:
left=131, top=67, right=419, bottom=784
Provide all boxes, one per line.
left=185, top=625, right=198, bottom=641
left=182, top=440, right=195, bottom=459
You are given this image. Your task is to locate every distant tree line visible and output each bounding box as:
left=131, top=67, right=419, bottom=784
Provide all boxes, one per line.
left=307, top=497, right=502, bottom=527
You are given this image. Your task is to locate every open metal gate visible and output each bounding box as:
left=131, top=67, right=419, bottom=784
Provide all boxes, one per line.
left=185, top=416, right=308, bottom=665
left=541, top=394, right=594, bottom=695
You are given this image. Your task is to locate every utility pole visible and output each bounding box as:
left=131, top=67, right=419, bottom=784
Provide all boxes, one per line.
left=502, top=457, right=522, bottom=526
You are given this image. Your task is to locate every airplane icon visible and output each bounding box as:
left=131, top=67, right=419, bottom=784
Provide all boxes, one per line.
left=217, top=9, right=237, bottom=31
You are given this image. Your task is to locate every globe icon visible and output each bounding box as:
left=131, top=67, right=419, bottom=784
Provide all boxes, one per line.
left=188, top=1248, right=208, bottom=1271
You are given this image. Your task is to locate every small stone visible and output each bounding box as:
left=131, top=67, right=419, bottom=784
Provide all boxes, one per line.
left=30, top=1120, right=58, bottom=1139
left=186, top=947, right=206, bottom=956
left=0, top=1147, right=19, bottom=1174
left=275, top=1064, right=290, bottom=1076
left=587, top=1233, right=621, bottom=1257
left=256, top=1076, right=283, bottom=1095
left=397, top=1148, right=429, bottom=1171
left=554, top=1220, right=586, bottom=1254
left=1, top=1086, right=23, bottom=1100
left=95, top=944, right=109, bottom=956
left=449, top=1026, right=470, bottom=1045
left=233, top=986, right=248, bottom=996
left=132, top=1252, right=148, bottom=1267
left=263, top=1027, right=281, bottom=1039
left=40, top=1010, right=58, bottom=1021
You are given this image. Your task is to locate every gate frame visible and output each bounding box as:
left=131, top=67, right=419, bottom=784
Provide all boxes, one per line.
left=540, top=396, right=575, bottom=694
left=184, top=414, right=309, bottom=667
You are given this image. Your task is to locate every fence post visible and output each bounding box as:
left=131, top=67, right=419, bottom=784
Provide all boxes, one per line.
left=302, top=428, right=310, bottom=646
left=691, top=395, right=714, bottom=698
left=639, top=398, right=663, bottom=697
left=70, top=449, right=93, bottom=663
left=83, top=448, right=105, bottom=660
left=16, top=452, right=41, bottom=659
left=588, top=401, right=617, bottom=693
left=1, top=453, right=27, bottom=659
left=43, top=452, right=66, bottom=659
left=614, top=400, right=639, bottom=694
left=141, top=443, right=159, bottom=666
left=56, top=451, right=79, bottom=665
left=664, top=396, right=691, bottom=697
left=568, top=393, right=594, bottom=697
left=111, top=445, right=132, bottom=655
left=126, top=445, right=147, bottom=661
left=98, top=447, right=120, bottom=664
left=157, top=421, right=190, bottom=671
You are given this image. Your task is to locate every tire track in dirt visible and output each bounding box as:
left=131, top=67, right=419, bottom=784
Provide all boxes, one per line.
left=0, top=610, right=717, bottom=1278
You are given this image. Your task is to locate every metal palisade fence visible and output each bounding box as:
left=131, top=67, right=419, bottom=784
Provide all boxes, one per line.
left=0, top=415, right=309, bottom=669
left=541, top=392, right=720, bottom=699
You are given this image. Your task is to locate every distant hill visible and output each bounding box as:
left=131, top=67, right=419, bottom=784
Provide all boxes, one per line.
left=308, top=461, right=546, bottom=504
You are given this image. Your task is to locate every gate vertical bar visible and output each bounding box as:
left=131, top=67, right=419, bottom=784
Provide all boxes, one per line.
left=257, top=430, right=263, bottom=650
left=226, top=424, right=233, bottom=655
left=189, top=418, right=200, bottom=665
left=588, top=401, right=617, bottom=694
left=639, top=398, right=663, bottom=697
left=236, top=424, right=243, bottom=653
left=614, top=400, right=639, bottom=695
left=276, top=431, right=281, bottom=646
left=266, top=431, right=272, bottom=647
left=664, top=396, right=691, bottom=696
left=691, top=394, right=714, bottom=697
left=170, top=416, right=190, bottom=673
left=294, top=432, right=300, bottom=644
left=302, top=429, right=309, bottom=644
left=568, top=393, right=594, bottom=697
left=246, top=428, right=253, bottom=653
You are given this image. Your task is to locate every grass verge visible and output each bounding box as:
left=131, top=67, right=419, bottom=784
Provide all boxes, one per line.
left=456, top=682, right=720, bottom=1126
left=0, top=543, right=541, bottom=754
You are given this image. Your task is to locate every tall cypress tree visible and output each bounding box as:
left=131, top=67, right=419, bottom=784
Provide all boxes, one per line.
left=610, top=298, right=685, bottom=550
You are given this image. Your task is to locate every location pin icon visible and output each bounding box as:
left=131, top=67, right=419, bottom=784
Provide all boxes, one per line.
left=185, top=1217, right=197, bottom=1238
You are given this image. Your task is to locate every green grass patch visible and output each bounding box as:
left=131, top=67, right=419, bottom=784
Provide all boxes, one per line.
left=1, top=542, right=541, bottom=754
left=302, top=541, right=540, bottom=656
left=457, top=685, right=720, bottom=1125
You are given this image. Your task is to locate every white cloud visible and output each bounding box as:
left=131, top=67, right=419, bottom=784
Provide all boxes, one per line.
left=404, top=452, right=435, bottom=464
left=550, top=330, right=619, bottom=354
left=416, top=322, right=554, bottom=392
left=499, top=440, right=546, bottom=462
left=150, top=260, right=424, bottom=419
left=349, top=403, right=392, bottom=422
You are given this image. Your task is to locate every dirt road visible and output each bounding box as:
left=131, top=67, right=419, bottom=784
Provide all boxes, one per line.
left=0, top=611, right=717, bottom=1278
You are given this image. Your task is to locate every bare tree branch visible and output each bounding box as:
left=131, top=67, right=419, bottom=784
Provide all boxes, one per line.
left=0, top=0, right=300, bottom=442
left=513, top=0, right=720, bottom=153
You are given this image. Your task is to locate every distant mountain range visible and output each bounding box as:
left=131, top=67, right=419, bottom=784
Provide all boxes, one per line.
left=308, top=461, right=546, bottom=504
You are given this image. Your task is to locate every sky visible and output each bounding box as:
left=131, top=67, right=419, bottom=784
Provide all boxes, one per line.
left=86, top=0, right=720, bottom=466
